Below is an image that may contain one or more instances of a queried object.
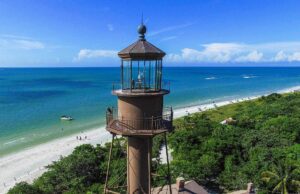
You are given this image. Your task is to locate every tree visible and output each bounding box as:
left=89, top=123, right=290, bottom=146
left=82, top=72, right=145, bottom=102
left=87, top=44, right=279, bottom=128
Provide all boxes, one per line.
left=168, top=93, right=300, bottom=192
left=8, top=182, right=43, bottom=194
left=34, top=144, right=107, bottom=194
left=261, top=162, right=300, bottom=194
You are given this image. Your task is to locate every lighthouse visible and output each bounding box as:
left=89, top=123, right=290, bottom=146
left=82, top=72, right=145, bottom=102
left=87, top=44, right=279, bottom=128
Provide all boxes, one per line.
left=104, top=22, right=173, bottom=194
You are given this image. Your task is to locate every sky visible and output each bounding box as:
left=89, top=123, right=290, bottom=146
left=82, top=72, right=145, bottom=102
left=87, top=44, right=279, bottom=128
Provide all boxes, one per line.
left=1, top=0, right=300, bottom=67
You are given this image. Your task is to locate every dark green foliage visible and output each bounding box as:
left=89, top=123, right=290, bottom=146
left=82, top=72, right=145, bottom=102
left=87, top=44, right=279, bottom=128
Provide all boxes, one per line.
left=33, top=144, right=107, bottom=194
left=104, top=138, right=127, bottom=193
left=8, top=182, right=44, bottom=194
left=153, top=134, right=165, bottom=159
left=169, top=93, right=300, bottom=193
left=260, top=159, right=300, bottom=194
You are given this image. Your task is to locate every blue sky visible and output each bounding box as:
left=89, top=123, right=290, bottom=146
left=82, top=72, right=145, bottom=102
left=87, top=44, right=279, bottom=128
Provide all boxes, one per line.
left=1, top=0, right=300, bottom=67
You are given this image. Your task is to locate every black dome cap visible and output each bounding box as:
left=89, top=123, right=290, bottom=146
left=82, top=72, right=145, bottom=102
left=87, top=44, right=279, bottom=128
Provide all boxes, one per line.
left=138, top=24, right=147, bottom=40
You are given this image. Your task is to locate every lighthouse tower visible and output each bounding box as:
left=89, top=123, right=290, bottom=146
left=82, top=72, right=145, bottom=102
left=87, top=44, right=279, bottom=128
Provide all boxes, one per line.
left=105, top=23, right=173, bottom=194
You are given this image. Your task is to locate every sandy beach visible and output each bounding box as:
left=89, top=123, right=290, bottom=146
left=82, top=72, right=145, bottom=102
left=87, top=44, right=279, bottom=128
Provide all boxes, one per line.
left=1, top=86, right=300, bottom=193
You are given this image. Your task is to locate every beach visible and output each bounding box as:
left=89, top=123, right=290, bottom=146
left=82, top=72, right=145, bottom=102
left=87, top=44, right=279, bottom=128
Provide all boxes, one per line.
left=0, top=127, right=111, bottom=193
left=1, top=85, right=299, bottom=194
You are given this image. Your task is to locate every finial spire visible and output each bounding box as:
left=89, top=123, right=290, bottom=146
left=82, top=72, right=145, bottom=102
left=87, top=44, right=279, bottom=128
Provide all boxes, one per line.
left=137, top=14, right=146, bottom=40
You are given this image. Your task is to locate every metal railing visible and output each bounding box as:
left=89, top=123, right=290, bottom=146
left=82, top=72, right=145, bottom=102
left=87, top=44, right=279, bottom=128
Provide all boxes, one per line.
left=112, top=81, right=170, bottom=93
left=106, top=107, right=173, bottom=132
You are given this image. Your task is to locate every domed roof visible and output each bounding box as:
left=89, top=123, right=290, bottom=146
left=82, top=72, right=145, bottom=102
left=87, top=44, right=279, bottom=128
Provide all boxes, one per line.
left=118, top=24, right=166, bottom=60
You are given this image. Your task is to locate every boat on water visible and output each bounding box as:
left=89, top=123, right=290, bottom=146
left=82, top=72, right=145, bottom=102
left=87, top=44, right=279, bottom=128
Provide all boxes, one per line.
left=60, top=115, right=73, bottom=121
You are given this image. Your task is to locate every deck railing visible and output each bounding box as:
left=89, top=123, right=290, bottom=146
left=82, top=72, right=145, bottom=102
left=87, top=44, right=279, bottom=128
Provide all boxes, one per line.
left=112, top=81, right=170, bottom=93
left=106, top=107, right=173, bottom=132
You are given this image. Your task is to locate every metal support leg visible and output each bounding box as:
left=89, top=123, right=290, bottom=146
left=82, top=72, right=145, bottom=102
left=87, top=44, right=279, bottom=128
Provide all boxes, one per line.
left=164, top=132, right=172, bottom=194
left=148, top=138, right=151, bottom=194
left=104, top=134, right=115, bottom=194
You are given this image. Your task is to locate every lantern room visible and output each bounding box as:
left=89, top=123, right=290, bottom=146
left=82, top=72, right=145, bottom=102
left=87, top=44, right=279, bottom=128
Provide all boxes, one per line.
left=117, top=23, right=166, bottom=92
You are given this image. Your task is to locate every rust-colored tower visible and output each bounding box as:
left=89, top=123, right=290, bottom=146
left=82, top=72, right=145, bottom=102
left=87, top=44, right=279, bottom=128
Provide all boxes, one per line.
left=104, top=23, right=173, bottom=194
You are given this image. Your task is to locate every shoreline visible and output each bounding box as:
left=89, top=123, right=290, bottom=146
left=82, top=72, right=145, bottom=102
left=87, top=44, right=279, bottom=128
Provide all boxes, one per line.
left=1, top=85, right=300, bottom=193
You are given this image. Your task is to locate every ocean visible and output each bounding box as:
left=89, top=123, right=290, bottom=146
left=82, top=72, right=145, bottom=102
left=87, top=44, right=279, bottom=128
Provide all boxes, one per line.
left=1, top=67, right=300, bottom=156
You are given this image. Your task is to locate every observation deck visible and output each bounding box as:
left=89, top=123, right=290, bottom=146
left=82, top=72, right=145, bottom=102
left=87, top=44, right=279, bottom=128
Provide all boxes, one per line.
left=106, top=107, right=174, bottom=136
left=111, top=81, right=170, bottom=97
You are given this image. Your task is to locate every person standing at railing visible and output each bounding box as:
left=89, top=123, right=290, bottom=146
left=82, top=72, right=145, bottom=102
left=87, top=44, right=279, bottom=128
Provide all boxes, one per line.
left=137, top=71, right=143, bottom=89
left=131, top=79, right=135, bottom=89
left=106, top=107, right=113, bottom=124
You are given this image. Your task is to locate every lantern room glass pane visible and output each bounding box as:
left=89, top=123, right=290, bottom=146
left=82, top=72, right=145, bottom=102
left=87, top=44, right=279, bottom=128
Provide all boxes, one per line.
left=121, top=59, right=162, bottom=92
left=122, top=60, right=131, bottom=90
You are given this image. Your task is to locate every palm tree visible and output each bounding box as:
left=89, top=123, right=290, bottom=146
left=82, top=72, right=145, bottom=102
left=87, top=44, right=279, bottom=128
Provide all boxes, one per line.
left=261, top=162, right=300, bottom=194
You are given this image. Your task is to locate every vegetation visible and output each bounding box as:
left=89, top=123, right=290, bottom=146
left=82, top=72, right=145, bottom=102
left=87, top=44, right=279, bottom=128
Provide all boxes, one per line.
left=8, top=92, right=300, bottom=194
left=168, top=92, right=300, bottom=193
left=8, top=182, right=43, bottom=194
left=261, top=161, right=300, bottom=194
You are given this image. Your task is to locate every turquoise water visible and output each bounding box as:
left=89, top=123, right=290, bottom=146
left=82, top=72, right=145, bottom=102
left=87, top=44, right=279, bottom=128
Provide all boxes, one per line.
left=1, top=67, right=300, bottom=156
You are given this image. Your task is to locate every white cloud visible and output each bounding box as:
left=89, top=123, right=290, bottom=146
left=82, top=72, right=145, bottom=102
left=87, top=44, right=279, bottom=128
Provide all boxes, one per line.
left=107, top=24, right=114, bottom=31
left=288, top=52, right=300, bottom=61
left=274, top=51, right=288, bottom=62
left=74, top=49, right=118, bottom=61
left=167, top=43, right=244, bottom=63
left=12, top=39, right=44, bottom=49
left=235, top=51, right=264, bottom=62
left=161, top=36, right=177, bottom=42
left=0, top=35, right=45, bottom=50
left=0, top=34, right=34, bottom=40
left=166, top=42, right=300, bottom=63
left=273, top=51, right=300, bottom=62
left=148, top=22, right=194, bottom=37
left=74, top=41, right=300, bottom=64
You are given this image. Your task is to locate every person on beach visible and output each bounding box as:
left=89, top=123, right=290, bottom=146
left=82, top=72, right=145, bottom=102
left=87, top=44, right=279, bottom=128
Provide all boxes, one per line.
left=107, top=107, right=113, bottom=114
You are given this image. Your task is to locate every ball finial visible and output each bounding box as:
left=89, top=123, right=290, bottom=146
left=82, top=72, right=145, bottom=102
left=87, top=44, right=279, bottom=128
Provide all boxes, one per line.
left=138, top=24, right=147, bottom=35
left=138, top=14, right=146, bottom=40
left=138, top=24, right=147, bottom=39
